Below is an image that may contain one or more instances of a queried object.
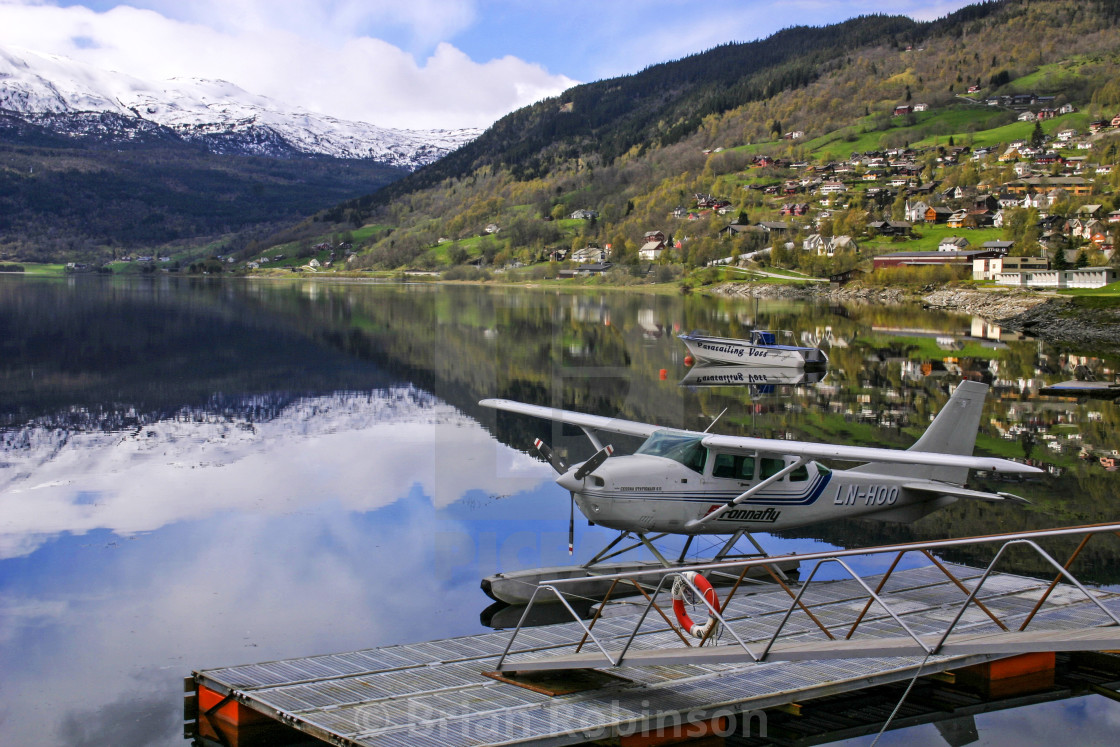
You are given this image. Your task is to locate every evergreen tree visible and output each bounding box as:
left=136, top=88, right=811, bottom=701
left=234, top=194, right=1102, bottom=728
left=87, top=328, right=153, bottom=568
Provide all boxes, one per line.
left=1030, top=121, right=1045, bottom=149
left=1053, top=247, right=1071, bottom=270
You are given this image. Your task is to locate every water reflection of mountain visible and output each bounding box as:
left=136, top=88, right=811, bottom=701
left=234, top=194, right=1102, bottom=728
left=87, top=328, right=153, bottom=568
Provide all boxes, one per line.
left=0, top=277, right=401, bottom=427
left=5, top=277, right=1120, bottom=577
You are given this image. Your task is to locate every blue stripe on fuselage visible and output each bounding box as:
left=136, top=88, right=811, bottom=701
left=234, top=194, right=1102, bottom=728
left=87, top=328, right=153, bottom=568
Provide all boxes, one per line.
left=593, top=471, right=833, bottom=506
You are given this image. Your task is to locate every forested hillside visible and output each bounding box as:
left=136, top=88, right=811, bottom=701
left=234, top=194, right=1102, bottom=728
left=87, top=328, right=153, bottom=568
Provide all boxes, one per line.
left=260, top=0, right=1120, bottom=279
left=0, top=115, right=408, bottom=264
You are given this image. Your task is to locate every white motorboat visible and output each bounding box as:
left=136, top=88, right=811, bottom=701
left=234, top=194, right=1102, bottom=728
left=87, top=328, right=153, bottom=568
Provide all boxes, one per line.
left=678, top=330, right=828, bottom=367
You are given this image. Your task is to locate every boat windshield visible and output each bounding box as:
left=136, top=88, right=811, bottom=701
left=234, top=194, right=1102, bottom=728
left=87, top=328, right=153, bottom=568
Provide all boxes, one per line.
left=635, top=430, right=707, bottom=473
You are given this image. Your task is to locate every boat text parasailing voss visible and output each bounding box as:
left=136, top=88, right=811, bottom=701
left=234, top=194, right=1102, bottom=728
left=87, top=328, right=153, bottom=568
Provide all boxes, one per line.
left=678, top=329, right=828, bottom=367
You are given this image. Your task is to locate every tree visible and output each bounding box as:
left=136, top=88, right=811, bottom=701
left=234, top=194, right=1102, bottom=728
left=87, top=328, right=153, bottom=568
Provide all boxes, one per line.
left=1075, top=249, right=1090, bottom=268
left=1053, top=246, right=1071, bottom=270
left=448, top=245, right=468, bottom=265
left=1030, top=120, right=1045, bottom=149
left=890, top=192, right=907, bottom=221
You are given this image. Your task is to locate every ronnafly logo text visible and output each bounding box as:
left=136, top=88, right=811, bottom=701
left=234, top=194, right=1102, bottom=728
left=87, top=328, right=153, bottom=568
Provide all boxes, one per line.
left=705, top=505, right=781, bottom=523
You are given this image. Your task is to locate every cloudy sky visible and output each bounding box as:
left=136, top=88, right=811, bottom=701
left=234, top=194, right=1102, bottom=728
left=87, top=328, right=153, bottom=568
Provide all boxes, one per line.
left=0, top=0, right=975, bottom=130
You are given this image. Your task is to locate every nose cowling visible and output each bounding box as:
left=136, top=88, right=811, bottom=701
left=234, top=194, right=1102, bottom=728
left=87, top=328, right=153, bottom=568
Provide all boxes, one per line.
left=556, top=467, right=583, bottom=493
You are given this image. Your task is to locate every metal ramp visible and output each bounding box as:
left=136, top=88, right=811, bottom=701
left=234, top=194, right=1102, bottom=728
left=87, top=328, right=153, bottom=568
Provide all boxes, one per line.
left=494, top=628, right=1120, bottom=671
left=496, top=523, right=1120, bottom=672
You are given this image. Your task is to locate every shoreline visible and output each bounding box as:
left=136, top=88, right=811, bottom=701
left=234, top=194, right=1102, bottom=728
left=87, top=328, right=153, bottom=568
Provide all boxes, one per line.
left=710, top=281, right=1120, bottom=352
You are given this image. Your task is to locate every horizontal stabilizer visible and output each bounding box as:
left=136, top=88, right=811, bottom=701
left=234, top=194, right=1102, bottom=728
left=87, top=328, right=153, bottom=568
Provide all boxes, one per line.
left=903, top=482, right=1030, bottom=504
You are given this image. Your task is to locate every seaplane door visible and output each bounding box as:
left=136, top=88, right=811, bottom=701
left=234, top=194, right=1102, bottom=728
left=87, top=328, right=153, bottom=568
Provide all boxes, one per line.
left=704, top=451, right=758, bottom=489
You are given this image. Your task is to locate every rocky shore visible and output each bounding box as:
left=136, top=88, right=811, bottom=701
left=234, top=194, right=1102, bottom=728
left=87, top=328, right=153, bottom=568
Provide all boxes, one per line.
left=711, top=281, right=906, bottom=304
left=711, top=282, right=1120, bottom=351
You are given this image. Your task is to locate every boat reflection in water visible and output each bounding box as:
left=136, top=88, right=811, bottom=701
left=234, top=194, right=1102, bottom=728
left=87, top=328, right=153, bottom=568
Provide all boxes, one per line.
left=680, top=363, right=826, bottom=392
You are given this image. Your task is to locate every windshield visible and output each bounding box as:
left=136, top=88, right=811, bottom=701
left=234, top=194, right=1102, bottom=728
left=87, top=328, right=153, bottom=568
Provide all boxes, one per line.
left=635, top=430, right=707, bottom=473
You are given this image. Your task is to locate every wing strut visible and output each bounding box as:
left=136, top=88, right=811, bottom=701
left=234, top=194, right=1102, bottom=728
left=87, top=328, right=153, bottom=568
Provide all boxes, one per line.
left=685, top=457, right=808, bottom=530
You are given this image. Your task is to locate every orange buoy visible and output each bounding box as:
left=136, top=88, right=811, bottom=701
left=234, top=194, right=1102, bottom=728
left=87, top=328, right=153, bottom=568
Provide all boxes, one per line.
left=684, top=355, right=695, bottom=367
left=672, top=572, right=719, bottom=638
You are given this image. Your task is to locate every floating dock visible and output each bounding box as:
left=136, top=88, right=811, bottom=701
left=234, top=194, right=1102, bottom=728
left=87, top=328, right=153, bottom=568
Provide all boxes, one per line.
left=188, top=560, right=1120, bottom=746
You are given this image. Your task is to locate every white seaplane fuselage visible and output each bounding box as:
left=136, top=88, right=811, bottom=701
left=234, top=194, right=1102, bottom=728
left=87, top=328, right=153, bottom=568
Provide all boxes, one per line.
left=556, top=431, right=927, bottom=535
left=482, top=381, right=1040, bottom=541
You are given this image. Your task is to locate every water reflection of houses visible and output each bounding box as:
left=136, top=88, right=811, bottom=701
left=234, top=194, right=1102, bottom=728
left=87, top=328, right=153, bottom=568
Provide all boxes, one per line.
left=872, top=320, right=1022, bottom=351
left=970, top=317, right=1026, bottom=344
left=637, top=308, right=664, bottom=339
left=568, top=295, right=610, bottom=325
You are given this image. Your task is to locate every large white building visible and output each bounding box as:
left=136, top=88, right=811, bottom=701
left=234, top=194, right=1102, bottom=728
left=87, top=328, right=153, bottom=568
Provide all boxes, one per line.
left=995, top=267, right=1118, bottom=288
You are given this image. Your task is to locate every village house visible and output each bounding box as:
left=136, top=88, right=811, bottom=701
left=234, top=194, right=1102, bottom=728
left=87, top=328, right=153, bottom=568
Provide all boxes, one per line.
left=924, top=206, right=955, bottom=223
left=570, top=244, right=609, bottom=263
left=756, top=221, right=789, bottom=235
left=973, top=254, right=1045, bottom=281
left=639, top=231, right=668, bottom=261
left=803, top=234, right=857, bottom=256
left=939, top=236, right=971, bottom=251
left=569, top=209, right=599, bottom=220
left=866, top=220, right=912, bottom=237
left=905, top=200, right=930, bottom=222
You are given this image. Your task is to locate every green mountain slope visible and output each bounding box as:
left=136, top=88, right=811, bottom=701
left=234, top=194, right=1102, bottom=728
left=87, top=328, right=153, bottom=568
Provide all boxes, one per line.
left=296, top=0, right=1120, bottom=275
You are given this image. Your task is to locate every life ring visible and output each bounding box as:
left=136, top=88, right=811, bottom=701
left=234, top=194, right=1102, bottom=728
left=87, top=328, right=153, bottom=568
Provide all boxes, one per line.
left=672, top=571, right=719, bottom=639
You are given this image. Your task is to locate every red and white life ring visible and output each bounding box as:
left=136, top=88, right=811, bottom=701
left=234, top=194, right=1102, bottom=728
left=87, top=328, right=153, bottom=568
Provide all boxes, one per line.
left=672, top=571, right=719, bottom=639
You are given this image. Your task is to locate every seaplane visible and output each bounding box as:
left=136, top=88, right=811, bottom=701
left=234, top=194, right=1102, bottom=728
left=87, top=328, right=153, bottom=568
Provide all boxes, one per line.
left=479, top=381, right=1042, bottom=604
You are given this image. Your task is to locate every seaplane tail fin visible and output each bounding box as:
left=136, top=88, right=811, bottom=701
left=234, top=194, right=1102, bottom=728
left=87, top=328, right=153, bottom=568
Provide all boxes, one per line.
left=850, top=381, right=988, bottom=484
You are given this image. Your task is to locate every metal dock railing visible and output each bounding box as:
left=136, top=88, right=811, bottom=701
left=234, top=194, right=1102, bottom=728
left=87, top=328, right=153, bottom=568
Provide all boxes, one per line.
left=190, top=523, right=1120, bottom=747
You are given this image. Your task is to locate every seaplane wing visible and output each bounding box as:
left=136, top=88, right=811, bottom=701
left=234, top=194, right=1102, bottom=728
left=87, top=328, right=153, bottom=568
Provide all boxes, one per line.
left=700, top=433, right=1042, bottom=474
left=479, top=399, right=662, bottom=438
left=902, top=481, right=1030, bottom=504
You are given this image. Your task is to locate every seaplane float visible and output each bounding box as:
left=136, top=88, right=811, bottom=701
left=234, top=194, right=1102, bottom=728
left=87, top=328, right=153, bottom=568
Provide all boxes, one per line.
left=678, top=329, right=828, bottom=367
left=479, top=381, right=1041, bottom=605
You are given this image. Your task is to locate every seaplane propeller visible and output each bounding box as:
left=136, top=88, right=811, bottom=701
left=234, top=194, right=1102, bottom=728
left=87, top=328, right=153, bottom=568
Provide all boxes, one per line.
left=531, top=438, right=567, bottom=474
left=532, top=439, right=614, bottom=555
left=574, top=444, right=614, bottom=480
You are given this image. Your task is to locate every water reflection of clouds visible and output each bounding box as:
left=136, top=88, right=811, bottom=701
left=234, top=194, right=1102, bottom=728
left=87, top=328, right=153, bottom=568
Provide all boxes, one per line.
left=0, top=388, right=550, bottom=558
left=833, top=695, right=1120, bottom=746
left=0, top=464, right=561, bottom=745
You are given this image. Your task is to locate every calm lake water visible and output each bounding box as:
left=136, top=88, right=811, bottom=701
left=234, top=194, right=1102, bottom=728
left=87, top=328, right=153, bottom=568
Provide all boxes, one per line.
left=1, top=274, right=1119, bottom=746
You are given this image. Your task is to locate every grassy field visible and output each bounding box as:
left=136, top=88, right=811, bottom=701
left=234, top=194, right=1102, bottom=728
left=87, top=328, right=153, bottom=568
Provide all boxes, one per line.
left=1063, top=280, right=1120, bottom=297
left=8, top=264, right=66, bottom=276
left=862, top=224, right=1005, bottom=256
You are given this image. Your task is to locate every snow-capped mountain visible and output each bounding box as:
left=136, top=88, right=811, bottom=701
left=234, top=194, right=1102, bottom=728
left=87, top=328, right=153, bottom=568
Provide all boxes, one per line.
left=0, top=45, right=480, bottom=169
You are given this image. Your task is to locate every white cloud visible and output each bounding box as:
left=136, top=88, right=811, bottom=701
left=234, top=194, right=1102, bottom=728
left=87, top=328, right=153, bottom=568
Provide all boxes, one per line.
left=0, top=1, right=574, bottom=129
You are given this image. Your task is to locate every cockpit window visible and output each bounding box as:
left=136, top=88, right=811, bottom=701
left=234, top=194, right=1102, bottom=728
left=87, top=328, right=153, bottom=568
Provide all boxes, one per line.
left=636, top=430, right=707, bottom=473
left=760, top=457, right=786, bottom=479
left=712, top=453, right=755, bottom=480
